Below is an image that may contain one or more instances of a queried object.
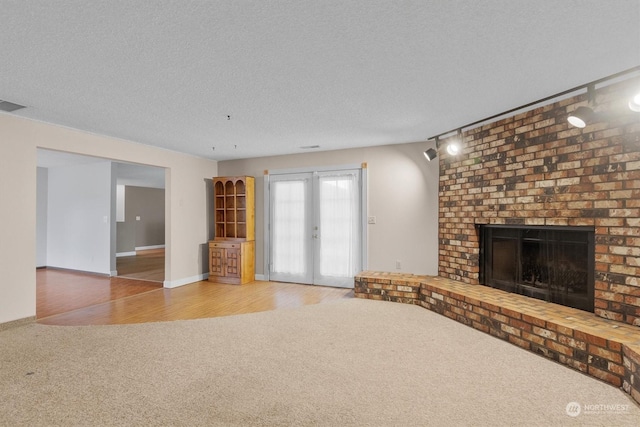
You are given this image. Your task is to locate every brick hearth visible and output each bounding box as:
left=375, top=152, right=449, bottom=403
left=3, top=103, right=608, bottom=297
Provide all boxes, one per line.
left=355, top=271, right=640, bottom=405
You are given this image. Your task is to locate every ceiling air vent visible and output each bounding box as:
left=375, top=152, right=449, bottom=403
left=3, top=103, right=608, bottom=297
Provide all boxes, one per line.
left=0, top=100, right=26, bottom=112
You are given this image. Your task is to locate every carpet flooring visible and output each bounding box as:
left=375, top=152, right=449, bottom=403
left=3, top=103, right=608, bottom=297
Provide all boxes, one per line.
left=1, top=299, right=638, bottom=426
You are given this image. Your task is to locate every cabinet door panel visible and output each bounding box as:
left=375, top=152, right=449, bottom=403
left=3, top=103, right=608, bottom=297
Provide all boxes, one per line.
left=225, top=248, right=241, bottom=278
left=210, top=247, right=225, bottom=276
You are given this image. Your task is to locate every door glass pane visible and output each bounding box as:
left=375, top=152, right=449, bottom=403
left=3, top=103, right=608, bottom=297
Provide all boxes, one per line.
left=318, top=173, right=359, bottom=278
left=272, top=180, right=306, bottom=275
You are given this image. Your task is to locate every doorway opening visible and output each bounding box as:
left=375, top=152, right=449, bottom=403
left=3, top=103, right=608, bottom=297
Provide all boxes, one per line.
left=115, top=178, right=166, bottom=283
left=36, top=149, right=166, bottom=318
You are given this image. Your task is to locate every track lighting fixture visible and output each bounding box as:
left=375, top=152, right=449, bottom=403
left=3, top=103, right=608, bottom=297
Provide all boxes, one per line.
left=445, top=129, right=462, bottom=156
left=567, top=106, right=595, bottom=128
left=446, top=143, right=461, bottom=155
left=424, top=132, right=462, bottom=161
left=424, top=136, right=439, bottom=161
left=424, top=148, right=437, bottom=161
left=629, top=92, right=640, bottom=112
left=567, top=84, right=596, bottom=129
left=427, top=66, right=640, bottom=152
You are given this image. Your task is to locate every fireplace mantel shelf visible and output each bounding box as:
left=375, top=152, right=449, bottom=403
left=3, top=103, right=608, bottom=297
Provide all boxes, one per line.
left=354, top=271, right=640, bottom=406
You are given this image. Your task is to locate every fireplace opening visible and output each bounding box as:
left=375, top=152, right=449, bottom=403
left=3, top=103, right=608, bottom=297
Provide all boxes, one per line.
left=479, top=225, right=594, bottom=312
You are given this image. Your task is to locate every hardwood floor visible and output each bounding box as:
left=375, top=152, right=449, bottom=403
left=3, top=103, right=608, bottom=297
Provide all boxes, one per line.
left=116, top=248, right=165, bottom=282
left=37, top=269, right=353, bottom=326
left=36, top=268, right=162, bottom=319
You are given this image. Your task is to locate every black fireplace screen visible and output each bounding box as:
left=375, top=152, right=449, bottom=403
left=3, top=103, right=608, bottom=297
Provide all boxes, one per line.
left=479, top=225, right=594, bottom=312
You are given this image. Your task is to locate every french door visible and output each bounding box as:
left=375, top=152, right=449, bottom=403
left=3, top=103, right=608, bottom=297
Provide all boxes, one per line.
left=268, top=169, right=362, bottom=288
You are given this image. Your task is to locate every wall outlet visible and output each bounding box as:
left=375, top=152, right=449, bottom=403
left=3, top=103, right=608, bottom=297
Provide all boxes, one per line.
left=136, top=216, right=141, bottom=221
left=368, top=216, right=376, bottom=224
left=396, top=260, right=401, bottom=269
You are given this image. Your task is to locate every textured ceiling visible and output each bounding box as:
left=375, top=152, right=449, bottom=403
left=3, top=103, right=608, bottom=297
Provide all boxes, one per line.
left=2, top=1, right=639, bottom=161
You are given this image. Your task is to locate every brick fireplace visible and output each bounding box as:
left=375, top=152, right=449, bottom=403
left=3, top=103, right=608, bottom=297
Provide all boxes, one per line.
left=354, top=75, right=640, bottom=405
left=438, top=76, right=640, bottom=327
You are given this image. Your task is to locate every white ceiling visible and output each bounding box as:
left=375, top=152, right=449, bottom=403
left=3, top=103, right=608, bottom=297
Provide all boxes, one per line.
left=2, top=1, right=639, bottom=161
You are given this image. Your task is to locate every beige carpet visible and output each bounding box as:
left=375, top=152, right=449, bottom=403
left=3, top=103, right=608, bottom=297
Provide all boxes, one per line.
left=1, top=299, right=638, bottom=426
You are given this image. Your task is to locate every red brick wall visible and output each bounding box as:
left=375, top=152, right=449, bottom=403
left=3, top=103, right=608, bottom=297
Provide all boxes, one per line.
left=438, top=77, right=640, bottom=327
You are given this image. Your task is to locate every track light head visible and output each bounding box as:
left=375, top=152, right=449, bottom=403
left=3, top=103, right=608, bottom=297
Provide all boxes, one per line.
left=567, top=83, right=597, bottom=129
left=444, top=129, right=463, bottom=156
left=629, top=93, right=640, bottom=112
left=424, top=148, right=437, bottom=161
left=567, top=106, right=594, bottom=128
left=446, top=142, right=461, bottom=155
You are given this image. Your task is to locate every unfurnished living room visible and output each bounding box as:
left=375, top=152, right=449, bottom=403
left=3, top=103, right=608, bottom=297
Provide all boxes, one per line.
left=2, top=1, right=640, bottom=426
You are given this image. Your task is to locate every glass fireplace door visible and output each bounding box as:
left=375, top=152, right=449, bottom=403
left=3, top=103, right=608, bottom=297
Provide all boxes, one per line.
left=481, top=225, right=594, bottom=312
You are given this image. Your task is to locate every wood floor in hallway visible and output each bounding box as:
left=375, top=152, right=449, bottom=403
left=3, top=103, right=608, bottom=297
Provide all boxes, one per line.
left=37, top=269, right=353, bottom=326
left=116, top=248, right=165, bottom=282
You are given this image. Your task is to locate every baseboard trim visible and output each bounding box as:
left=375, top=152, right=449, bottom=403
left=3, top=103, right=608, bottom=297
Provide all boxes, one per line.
left=255, top=274, right=266, bottom=281
left=164, top=273, right=208, bottom=289
left=135, top=245, right=165, bottom=251
left=0, top=316, right=36, bottom=332
left=43, top=266, right=111, bottom=277
left=116, top=251, right=136, bottom=258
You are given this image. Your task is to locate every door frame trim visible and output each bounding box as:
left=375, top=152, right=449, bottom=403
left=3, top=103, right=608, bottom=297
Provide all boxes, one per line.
left=263, top=163, right=368, bottom=284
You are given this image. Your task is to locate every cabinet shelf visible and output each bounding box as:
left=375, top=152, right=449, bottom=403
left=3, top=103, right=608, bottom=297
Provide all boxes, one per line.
left=212, top=176, right=254, bottom=241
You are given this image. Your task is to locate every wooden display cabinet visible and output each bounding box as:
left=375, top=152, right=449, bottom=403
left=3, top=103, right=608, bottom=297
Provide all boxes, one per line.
left=209, top=176, right=255, bottom=285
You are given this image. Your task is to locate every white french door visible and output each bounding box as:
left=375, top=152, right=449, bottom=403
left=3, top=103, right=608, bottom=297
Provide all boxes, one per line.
left=269, top=173, right=314, bottom=285
left=268, top=169, right=362, bottom=288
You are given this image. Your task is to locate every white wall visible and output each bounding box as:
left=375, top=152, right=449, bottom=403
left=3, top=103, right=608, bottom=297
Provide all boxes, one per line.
left=116, top=184, right=125, bottom=222
left=46, top=161, right=113, bottom=275
left=219, top=141, right=439, bottom=276
left=36, top=167, right=48, bottom=268
left=109, top=162, right=117, bottom=274
left=0, top=113, right=217, bottom=324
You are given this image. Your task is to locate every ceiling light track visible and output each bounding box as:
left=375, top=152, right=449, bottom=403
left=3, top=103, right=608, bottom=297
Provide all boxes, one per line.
left=427, top=65, right=640, bottom=142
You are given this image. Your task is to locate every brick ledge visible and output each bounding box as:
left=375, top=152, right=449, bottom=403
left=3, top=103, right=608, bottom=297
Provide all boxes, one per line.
left=354, top=271, right=640, bottom=406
